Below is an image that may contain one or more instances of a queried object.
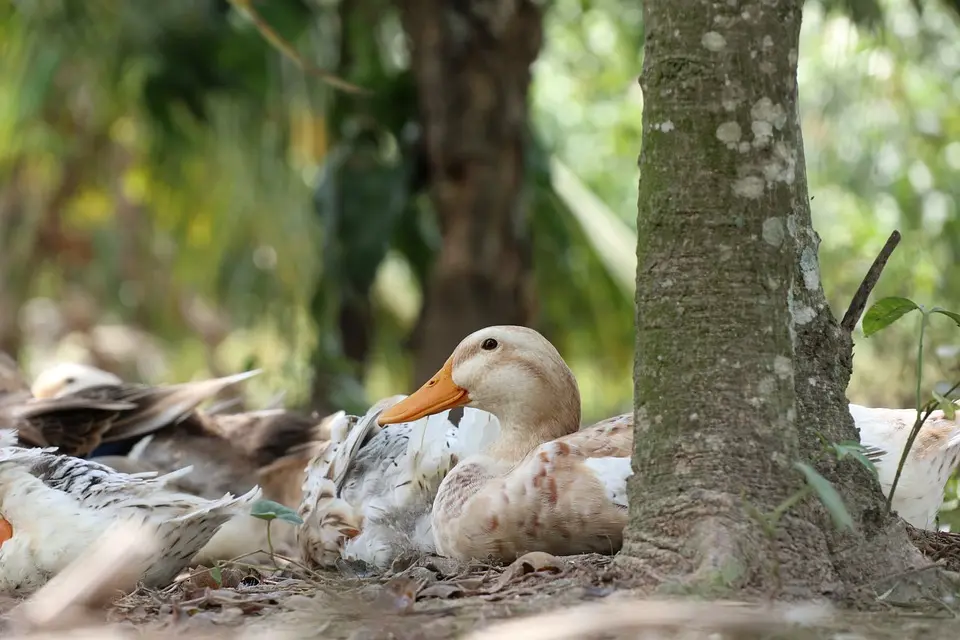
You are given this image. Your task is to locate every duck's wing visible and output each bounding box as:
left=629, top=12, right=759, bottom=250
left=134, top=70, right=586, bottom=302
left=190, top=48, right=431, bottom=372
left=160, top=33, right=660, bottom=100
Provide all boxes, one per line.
left=297, top=403, right=498, bottom=569
left=139, top=484, right=262, bottom=587
left=555, top=412, right=633, bottom=458
left=298, top=411, right=364, bottom=568
left=0, top=428, right=19, bottom=448
left=94, top=369, right=263, bottom=444
left=199, top=408, right=324, bottom=466
left=8, top=391, right=139, bottom=454
left=432, top=438, right=630, bottom=562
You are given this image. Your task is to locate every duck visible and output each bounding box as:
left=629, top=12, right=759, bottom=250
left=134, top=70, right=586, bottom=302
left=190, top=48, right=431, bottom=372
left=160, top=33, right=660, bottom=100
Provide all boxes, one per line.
left=9, top=362, right=263, bottom=458
left=0, top=429, right=261, bottom=594
left=377, top=326, right=632, bottom=563
left=6, top=361, right=328, bottom=504
left=848, top=403, right=960, bottom=529
left=297, top=395, right=502, bottom=570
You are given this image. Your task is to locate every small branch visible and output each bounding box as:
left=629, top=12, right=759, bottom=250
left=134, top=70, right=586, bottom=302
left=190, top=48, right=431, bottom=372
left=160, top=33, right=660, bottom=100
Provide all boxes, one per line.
left=228, top=0, right=369, bottom=95
left=840, top=230, right=902, bottom=333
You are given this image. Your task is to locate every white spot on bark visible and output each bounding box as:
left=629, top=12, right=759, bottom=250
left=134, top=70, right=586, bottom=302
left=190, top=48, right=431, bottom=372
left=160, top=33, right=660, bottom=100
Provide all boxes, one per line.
left=762, top=35, right=774, bottom=48
left=738, top=141, right=751, bottom=153
left=762, top=217, right=784, bottom=247
left=762, top=142, right=797, bottom=184
left=758, top=377, right=776, bottom=395
left=701, top=32, right=727, bottom=51
left=716, top=121, right=742, bottom=145
left=657, top=121, right=675, bottom=132
left=794, top=305, right=815, bottom=325
left=759, top=61, right=776, bottom=74
left=788, top=49, right=798, bottom=65
left=800, top=247, right=820, bottom=291
left=752, top=120, right=773, bottom=148
left=807, top=377, right=818, bottom=387
left=661, top=278, right=674, bottom=288
left=733, top=176, right=765, bottom=199
left=773, top=355, right=792, bottom=379
left=750, top=98, right=788, bottom=130
left=689, top=413, right=699, bottom=421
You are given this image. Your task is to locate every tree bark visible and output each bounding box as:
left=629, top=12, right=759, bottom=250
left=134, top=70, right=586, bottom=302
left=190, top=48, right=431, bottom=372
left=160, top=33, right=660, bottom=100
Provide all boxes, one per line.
left=624, top=0, right=942, bottom=598
left=397, top=0, right=541, bottom=384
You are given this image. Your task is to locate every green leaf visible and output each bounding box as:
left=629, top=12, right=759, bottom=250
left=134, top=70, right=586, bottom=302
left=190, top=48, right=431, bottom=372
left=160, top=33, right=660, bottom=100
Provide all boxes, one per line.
left=794, top=462, right=855, bottom=531
left=828, top=441, right=878, bottom=478
left=210, top=564, right=223, bottom=587
left=930, top=308, right=960, bottom=330
left=932, top=391, right=957, bottom=420
left=251, top=499, right=304, bottom=525
left=861, top=297, right=920, bottom=337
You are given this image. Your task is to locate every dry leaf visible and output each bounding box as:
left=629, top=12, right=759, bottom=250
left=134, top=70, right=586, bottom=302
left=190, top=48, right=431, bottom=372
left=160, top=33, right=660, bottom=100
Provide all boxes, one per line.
left=487, top=552, right=562, bottom=594
left=373, top=577, right=423, bottom=614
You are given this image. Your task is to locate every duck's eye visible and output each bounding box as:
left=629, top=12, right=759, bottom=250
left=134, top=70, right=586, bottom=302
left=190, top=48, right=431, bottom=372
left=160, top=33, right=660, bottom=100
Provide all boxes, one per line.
left=64, top=377, right=75, bottom=385
left=481, top=338, right=499, bottom=351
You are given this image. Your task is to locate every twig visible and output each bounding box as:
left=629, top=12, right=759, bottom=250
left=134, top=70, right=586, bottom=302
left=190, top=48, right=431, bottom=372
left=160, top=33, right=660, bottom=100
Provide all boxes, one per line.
left=841, top=230, right=902, bottom=332
left=227, top=0, right=369, bottom=95
left=864, top=561, right=944, bottom=587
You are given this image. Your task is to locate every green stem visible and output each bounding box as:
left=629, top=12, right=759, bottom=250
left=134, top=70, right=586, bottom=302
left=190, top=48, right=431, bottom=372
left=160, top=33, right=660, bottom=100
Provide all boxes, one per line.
left=266, top=520, right=279, bottom=570
left=886, top=310, right=929, bottom=512
left=770, top=485, right=814, bottom=527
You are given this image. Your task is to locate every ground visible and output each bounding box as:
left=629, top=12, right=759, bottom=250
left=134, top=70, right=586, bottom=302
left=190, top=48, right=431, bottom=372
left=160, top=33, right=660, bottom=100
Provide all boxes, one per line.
left=4, top=529, right=960, bottom=640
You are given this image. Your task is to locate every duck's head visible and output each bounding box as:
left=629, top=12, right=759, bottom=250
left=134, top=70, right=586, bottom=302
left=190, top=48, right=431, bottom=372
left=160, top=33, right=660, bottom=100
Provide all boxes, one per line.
left=378, top=326, right=580, bottom=438
left=31, top=363, right=123, bottom=399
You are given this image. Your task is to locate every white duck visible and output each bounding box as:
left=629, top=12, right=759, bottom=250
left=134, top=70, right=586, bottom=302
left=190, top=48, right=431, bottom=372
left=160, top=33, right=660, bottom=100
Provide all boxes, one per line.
left=0, top=429, right=261, bottom=594
left=849, top=403, right=960, bottom=529
left=377, top=325, right=960, bottom=563
left=377, top=326, right=632, bottom=562
left=297, top=395, right=501, bottom=570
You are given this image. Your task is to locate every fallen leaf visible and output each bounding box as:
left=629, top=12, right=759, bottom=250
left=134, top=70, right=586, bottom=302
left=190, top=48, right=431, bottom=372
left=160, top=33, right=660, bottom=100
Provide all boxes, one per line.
left=486, top=552, right=562, bottom=594
left=423, top=556, right=462, bottom=578
left=373, top=576, right=423, bottom=614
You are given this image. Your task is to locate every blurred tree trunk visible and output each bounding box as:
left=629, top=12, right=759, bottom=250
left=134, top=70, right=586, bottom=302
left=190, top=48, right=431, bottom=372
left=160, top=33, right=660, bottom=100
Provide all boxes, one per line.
left=624, top=0, right=941, bottom=597
left=398, top=0, right=541, bottom=384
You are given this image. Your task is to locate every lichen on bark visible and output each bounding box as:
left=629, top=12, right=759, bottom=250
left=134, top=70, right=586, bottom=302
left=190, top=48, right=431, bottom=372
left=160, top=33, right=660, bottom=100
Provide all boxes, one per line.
left=623, top=0, right=946, bottom=600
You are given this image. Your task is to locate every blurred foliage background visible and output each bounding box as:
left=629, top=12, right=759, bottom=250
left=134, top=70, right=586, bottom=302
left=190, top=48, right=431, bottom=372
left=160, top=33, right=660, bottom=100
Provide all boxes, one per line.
left=1, top=0, right=959, bottom=517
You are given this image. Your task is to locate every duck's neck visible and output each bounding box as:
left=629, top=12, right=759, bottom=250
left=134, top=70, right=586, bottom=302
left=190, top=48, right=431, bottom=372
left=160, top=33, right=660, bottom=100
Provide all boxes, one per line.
left=485, top=411, right=580, bottom=464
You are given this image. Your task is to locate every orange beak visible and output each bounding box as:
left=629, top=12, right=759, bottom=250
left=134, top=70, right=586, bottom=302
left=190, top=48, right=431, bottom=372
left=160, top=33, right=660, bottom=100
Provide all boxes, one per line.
left=0, top=517, right=12, bottom=548
left=378, top=357, right=470, bottom=425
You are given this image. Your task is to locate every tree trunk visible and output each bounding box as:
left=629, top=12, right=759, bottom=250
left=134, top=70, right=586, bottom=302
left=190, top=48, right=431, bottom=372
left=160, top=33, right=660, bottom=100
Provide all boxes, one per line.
left=398, top=0, right=541, bottom=384
left=623, top=0, right=942, bottom=598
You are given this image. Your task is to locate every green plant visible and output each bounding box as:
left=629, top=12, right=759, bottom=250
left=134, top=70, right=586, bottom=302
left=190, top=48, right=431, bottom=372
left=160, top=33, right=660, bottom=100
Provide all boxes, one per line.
left=250, top=499, right=304, bottom=567
left=861, top=296, right=960, bottom=513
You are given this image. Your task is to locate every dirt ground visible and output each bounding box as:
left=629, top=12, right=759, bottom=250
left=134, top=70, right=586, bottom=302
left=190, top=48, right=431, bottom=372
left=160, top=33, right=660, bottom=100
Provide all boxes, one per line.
left=3, top=549, right=960, bottom=640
